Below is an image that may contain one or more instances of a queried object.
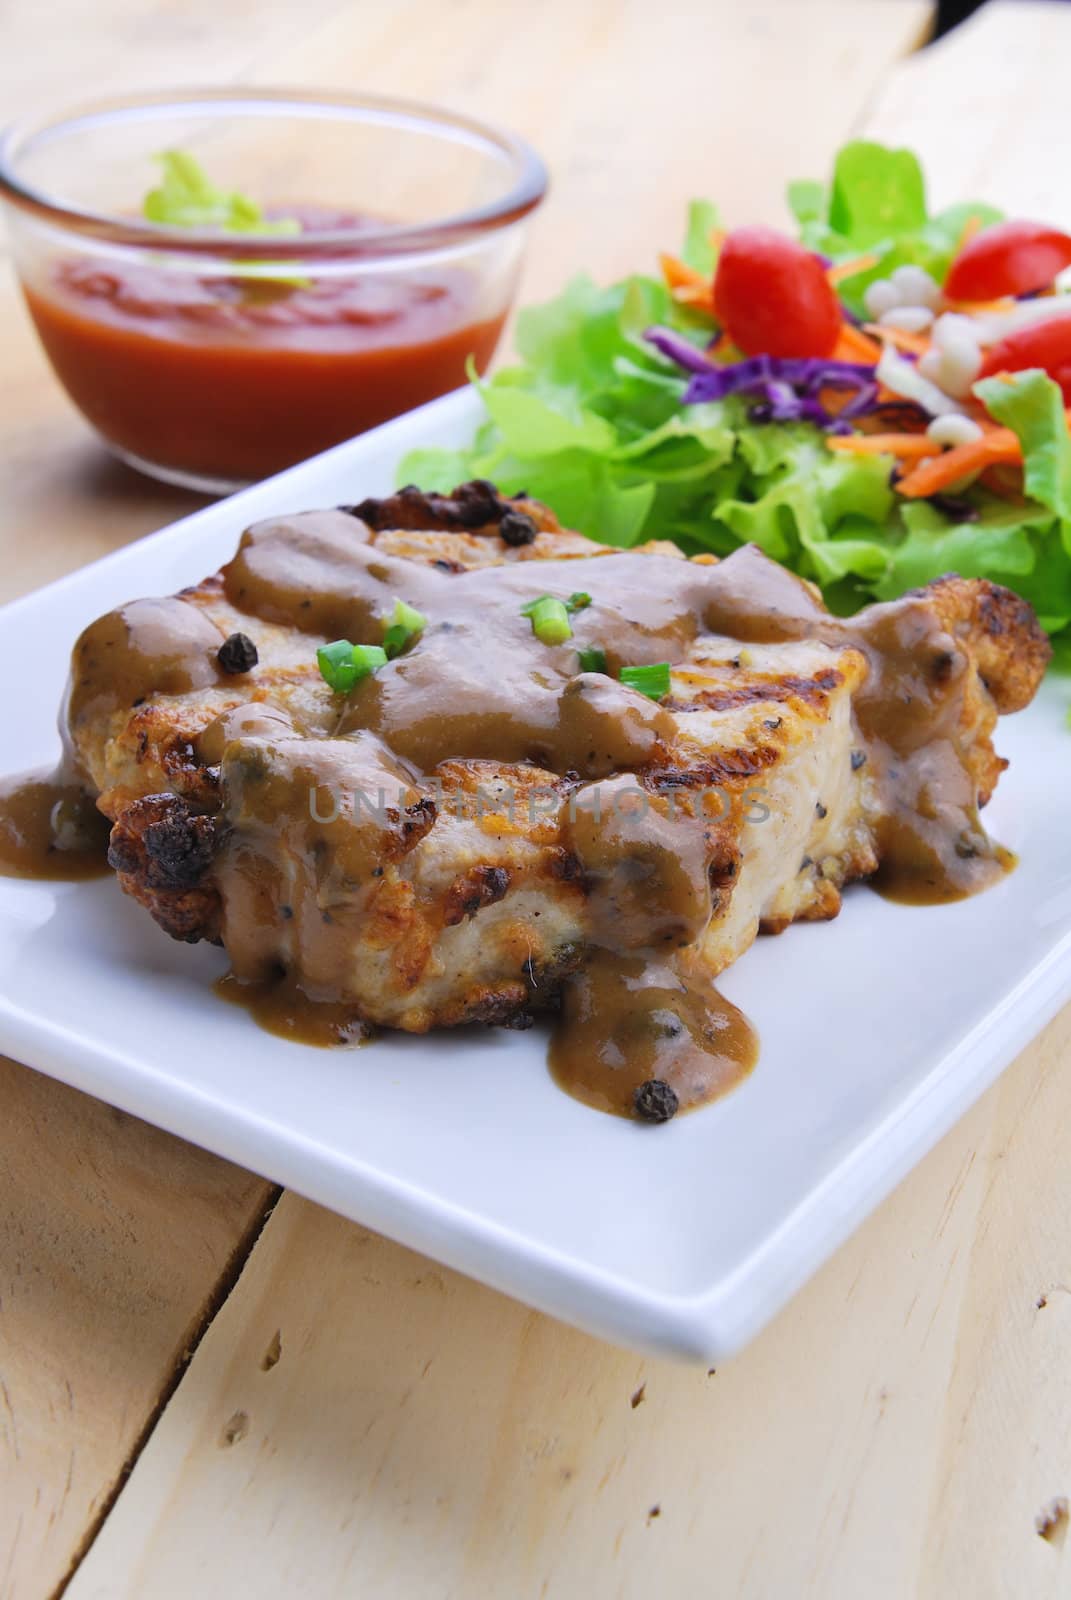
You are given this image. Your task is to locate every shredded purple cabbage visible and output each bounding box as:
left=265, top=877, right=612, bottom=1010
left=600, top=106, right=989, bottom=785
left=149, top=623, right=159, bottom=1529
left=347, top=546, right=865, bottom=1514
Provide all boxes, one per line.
left=644, top=326, right=880, bottom=434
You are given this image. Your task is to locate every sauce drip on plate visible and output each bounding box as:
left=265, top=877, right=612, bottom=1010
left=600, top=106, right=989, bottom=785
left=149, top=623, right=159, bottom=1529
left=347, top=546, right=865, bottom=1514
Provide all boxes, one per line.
left=214, top=970, right=370, bottom=1046
left=0, top=771, right=110, bottom=880
left=550, top=954, right=757, bottom=1116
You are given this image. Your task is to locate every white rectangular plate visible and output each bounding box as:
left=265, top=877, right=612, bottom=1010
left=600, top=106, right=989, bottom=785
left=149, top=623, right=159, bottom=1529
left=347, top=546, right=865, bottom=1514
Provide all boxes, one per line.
left=3, top=385, right=1071, bottom=1360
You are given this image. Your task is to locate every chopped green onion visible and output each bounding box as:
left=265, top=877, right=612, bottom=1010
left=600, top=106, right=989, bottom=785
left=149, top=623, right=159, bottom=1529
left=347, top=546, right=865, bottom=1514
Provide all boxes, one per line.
left=619, top=662, right=671, bottom=701
left=520, top=595, right=573, bottom=645
left=316, top=640, right=387, bottom=693
left=577, top=646, right=608, bottom=673
left=317, top=640, right=359, bottom=693
left=392, top=598, right=426, bottom=634
left=382, top=598, right=427, bottom=659
left=352, top=644, right=388, bottom=674
left=520, top=590, right=594, bottom=645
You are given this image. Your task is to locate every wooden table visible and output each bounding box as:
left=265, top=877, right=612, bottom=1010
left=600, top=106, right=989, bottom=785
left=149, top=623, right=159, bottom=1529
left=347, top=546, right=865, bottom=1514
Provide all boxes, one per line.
left=4, top=3, right=1071, bottom=1594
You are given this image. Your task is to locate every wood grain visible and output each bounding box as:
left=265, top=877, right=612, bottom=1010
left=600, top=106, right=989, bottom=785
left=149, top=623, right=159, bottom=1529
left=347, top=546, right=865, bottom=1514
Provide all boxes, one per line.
left=37, top=1, right=1071, bottom=1597
left=863, top=0, right=1071, bottom=223
left=0, top=1062, right=275, bottom=1600
left=66, top=1003, right=1071, bottom=1600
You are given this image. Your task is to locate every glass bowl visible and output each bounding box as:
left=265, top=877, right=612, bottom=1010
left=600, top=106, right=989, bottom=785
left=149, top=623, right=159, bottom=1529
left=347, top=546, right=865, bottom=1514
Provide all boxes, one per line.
left=0, top=88, right=547, bottom=493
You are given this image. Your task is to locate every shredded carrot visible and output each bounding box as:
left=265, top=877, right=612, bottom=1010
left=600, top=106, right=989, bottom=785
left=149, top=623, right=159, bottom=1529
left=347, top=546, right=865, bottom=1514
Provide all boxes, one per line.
left=956, top=212, right=986, bottom=253
left=658, top=255, right=716, bottom=312
left=863, top=321, right=931, bottom=358
left=943, top=295, right=1017, bottom=314
left=673, top=285, right=717, bottom=312
left=827, top=433, right=941, bottom=460
left=833, top=324, right=881, bottom=364
left=827, top=253, right=879, bottom=285
left=894, top=428, right=1022, bottom=497
left=659, top=252, right=708, bottom=293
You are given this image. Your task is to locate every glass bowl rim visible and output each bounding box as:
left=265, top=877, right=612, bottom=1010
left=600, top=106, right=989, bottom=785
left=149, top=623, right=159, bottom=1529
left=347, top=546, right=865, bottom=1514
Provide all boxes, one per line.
left=0, top=85, right=548, bottom=261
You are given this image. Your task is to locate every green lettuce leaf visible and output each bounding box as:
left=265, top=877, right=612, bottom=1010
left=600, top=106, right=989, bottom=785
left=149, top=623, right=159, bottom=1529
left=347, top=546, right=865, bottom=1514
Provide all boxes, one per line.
left=792, top=141, right=1001, bottom=316
left=680, top=200, right=721, bottom=275
left=786, top=179, right=826, bottom=228
left=875, top=499, right=1046, bottom=598
left=478, top=383, right=618, bottom=457
left=828, top=141, right=927, bottom=247
left=974, top=369, right=1071, bottom=527
left=714, top=432, right=894, bottom=582
left=1013, top=532, right=1071, bottom=634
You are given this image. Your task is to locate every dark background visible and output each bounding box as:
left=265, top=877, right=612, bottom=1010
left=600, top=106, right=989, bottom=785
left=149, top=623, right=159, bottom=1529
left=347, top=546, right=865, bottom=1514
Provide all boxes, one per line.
left=936, top=0, right=1063, bottom=36
left=936, top=0, right=981, bottom=28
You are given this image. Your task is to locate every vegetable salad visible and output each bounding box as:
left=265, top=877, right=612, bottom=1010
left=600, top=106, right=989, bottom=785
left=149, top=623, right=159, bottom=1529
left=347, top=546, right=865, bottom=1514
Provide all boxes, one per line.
left=402, top=142, right=1071, bottom=652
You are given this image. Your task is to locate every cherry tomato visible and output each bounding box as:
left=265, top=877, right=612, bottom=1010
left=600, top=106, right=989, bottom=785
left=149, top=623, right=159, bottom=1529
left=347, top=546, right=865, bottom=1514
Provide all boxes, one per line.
left=977, top=314, right=1071, bottom=402
left=945, top=219, right=1071, bottom=301
left=713, top=227, right=840, bottom=359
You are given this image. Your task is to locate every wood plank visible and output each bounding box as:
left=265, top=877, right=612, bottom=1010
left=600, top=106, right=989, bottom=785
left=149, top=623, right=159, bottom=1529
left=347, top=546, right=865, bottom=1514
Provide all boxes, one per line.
left=66, top=1004, right=1071, bottom=1600
left=0, top=0, right=354, bottom=138
left=0, top=1061, right=275, bottom=1600
left=256, top=0, right=932, bottom=293
left=862, top=0, right=1071, bottom=222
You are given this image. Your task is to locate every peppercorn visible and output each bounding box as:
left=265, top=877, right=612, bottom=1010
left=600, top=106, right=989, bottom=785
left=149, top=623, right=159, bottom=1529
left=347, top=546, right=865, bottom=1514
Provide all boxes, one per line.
left=217, top=632, right=259, bottom=674
left=633, top=1078, right=679, bottom=1123
left=499, top=510, right=538, bottom=547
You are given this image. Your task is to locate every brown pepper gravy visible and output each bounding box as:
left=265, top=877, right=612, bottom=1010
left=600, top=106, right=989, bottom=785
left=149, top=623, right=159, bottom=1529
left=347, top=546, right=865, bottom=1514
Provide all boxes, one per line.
left=0, top=594, right=232, bottom=887
left=550, top=953, right=757, bottom=1115
left=214, top=971, right=371, bottom=1047
left=0, top=771, right=111, bottom=880
left=6, top=514, right=1034, bottom=1120
left=66, top=595, right=228, bottom=734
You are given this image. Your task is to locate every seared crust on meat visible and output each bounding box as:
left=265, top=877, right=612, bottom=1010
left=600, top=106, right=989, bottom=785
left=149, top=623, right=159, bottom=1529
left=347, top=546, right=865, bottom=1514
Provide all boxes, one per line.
left=108, top=796, right=221, bottom=943
left=343, top=479, right=562, bottom=536
left=343, top=480, right=683, bottom=568
left=923, top=573, right=1051, bottom=713
left=65, top=485, right=1049, bottom=1034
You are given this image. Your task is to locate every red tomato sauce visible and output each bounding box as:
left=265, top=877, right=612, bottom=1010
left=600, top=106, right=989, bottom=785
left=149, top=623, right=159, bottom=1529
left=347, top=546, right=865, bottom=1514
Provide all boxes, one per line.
left=23, top=258, right=506, bottom=483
